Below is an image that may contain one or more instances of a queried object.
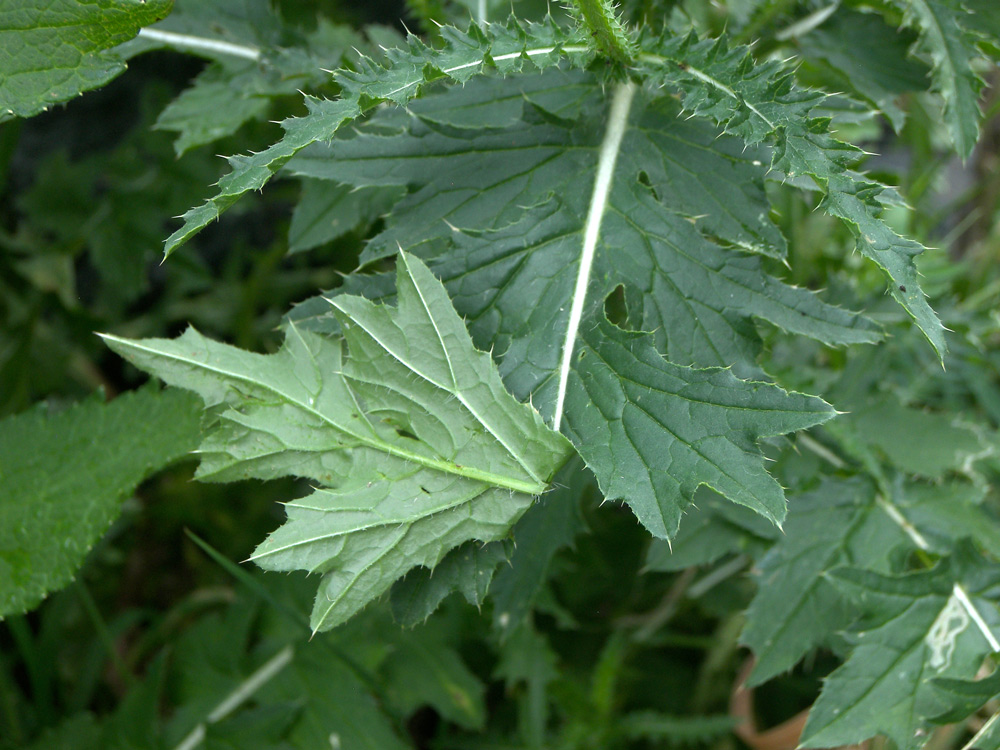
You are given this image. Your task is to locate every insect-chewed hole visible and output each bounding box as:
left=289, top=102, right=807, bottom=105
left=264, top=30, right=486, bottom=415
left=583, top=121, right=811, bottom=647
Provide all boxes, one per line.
left=604, top=284, right=630, bottom=329
left=636, top=170, right=659, bottom=201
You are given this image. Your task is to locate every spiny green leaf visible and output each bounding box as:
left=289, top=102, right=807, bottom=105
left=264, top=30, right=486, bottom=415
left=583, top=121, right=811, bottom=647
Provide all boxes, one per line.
left=640, top=31, right=947, bottom=357
left=390, top=539, right=511, bottom=627
left=286, top=70, right=881, bottom=386
left=0, top=387, right=200, bottom=618
left=102, top=253, right=571, bottom=632
left=163, top=16, right=592, bottom=255
left=800, top=545, right=1000, bottom=750
left=286, top=71, right=856, bottom=538
left=557, top=310, right=836, bottom=539
left=0, top=0, right=172, bottom=122
left=740, top=477, right=912, bottom=686
left=885, top=0, right=990, bottom=158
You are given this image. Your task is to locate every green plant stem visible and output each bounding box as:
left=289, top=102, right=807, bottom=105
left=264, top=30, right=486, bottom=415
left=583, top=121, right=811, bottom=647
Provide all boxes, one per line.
left=626, top=567, right=696, bottom=643
left=74, top=580, right=134, bottom=690
left=571, top=0, right=635, bottom=66
left=0, top=659, right=24, bottom=747
left=5, top=617, right=53, bottom=726
left=173, top=645, right=295, bottom=750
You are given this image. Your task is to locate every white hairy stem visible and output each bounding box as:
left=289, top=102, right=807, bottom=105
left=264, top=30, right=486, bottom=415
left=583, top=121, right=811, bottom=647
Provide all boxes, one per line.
left=138, top=28, right=262, bottom=61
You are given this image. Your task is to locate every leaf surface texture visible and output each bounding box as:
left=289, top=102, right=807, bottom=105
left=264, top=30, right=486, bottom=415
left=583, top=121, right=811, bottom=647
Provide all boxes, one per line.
left=103, top=254, right=570, bottom=631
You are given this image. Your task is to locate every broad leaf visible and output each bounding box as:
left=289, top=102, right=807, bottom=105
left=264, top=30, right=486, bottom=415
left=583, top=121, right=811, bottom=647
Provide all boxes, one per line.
left=102, top=253, right=571, bottom=631
left=286, top=72, right=880, bottom=386
left=557, top=311, right=835, bottom=538
left=0, top=387, right=200, bottom=617
left=0, top=0, right=172, bottom=122
left=800, top=546, right=1000, bottom=750
left=287, top=71, right=848, bottom=538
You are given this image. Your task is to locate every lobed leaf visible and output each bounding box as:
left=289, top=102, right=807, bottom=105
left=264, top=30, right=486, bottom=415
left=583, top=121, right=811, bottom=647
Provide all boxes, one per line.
left=558, top=310, right=835, bottom=538
left=800, top=546, right=1000, bottom=749
left=163, top=17, right=592, bottom=255
left=389, top=539, right=511, bottom=627
left=740, top=477, right=911, bottom=686
left=640, top=31, right=948, bottom=357
left=885, top=0, right=992, bottom=158
left=285, top=71, right=881, bottom=383
left=102, top=253, right=571, bottom=631
left=286, top=70, right=858, bottom=539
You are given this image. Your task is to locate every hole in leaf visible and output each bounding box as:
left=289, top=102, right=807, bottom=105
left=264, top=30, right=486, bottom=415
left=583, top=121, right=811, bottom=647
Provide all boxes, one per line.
left=604, top=284, right=629, bottom=329
left=395, top=427, right=418, bottom=441
left=636, top=170, right=659, bottom=200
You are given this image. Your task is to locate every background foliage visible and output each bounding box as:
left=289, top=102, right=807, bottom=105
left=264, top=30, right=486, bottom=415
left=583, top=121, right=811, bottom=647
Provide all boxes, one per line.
left=2, top=0, right=1000, bottom=748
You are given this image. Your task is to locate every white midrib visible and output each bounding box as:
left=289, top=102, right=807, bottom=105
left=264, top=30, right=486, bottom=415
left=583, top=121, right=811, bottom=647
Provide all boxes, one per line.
left=552, top=81, right=636, bottom=433
left=99, top=331, right=545, bottom=496
left=878, top=495, right=1000, bottom=653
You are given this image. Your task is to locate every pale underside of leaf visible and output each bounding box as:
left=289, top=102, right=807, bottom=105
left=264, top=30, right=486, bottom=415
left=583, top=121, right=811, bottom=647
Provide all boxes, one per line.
left=103, top=253, right=570, bottom=631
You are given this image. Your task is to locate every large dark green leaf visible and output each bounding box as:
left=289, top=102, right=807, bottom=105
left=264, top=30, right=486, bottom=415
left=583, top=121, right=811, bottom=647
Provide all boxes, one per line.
left=286, top=72, right=879, bottom=389
left=557, top=311, right=834, bottom=538
left=162, top=17, right=592, bottom=253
